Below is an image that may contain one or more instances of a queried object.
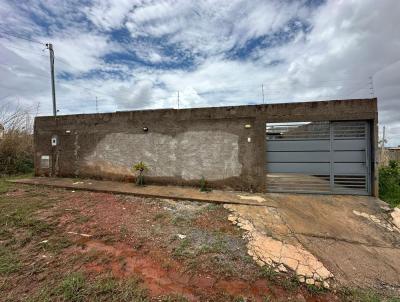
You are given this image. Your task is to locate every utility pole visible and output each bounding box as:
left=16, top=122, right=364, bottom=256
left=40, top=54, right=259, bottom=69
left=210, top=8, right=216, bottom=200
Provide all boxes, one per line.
left=369, top=76, right=375, bottom=97
left=95, top=96, right=98, bottom=113
left=381, top=125, right=386, bottom=166
left=177, top=91, right=180, bottom=109
left=46, top=43, right=57, bottom=117
left=261, top=84, right=265, bottom=104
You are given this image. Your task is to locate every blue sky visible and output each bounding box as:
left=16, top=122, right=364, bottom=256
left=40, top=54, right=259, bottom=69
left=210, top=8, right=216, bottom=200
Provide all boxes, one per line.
left=0, top=0, right=400, bottom=145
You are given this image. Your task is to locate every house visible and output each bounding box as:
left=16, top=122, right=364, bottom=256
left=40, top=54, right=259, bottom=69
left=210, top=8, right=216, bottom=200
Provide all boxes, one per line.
left=0, top=123, right=4, bottom=140
left=33, top=98, right=378, bottom=196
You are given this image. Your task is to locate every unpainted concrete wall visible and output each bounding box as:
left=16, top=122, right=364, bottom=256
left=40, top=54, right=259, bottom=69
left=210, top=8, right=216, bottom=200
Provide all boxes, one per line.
left=34, top=98, right=378, bottom=194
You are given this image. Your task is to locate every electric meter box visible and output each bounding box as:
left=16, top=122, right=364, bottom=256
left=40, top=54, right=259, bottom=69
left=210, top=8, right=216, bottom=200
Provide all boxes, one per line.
left=51, top=135, right=59, bottom=146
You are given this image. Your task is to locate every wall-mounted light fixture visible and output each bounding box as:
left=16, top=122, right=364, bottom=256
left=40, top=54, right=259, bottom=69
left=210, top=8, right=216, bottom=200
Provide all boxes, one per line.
left=244, top=124, right=252, bottom=129
left=65, top=130, right=71, bottom=134
left=143, top=127, right=148, bottom=132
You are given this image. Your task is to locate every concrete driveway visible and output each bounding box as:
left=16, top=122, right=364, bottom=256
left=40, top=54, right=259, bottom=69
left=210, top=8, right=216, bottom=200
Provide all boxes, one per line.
left=226, top=193, right=400, bottom=295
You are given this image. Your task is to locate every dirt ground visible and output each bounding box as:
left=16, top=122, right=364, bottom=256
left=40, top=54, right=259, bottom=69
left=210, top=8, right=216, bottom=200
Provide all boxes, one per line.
left=0, top=180, right=398, bottom=301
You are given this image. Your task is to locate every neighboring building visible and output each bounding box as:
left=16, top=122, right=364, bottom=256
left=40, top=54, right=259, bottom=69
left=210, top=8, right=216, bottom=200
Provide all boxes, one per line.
left=0, top=123, right=4, bottom=140
left=34, top=98, right=379, bottom=196
left=381, top=147, right=400, bottom=165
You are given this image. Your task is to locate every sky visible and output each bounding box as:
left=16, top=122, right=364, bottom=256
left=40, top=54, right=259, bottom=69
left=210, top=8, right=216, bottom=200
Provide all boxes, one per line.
left=0, top=0, right=399, bottom=145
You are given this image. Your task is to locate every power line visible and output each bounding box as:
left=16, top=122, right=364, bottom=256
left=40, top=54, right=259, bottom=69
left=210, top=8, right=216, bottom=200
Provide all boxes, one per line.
left=0, top=43, right=47, bottom=56
left=0, top=30, right=45, bottom=45
left=0, top=63, right=50, bottom=79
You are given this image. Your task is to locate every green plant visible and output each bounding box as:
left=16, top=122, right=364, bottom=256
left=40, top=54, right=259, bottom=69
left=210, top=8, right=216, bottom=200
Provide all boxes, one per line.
left=172, top=238, right=191, bottom=259
left=132, top=161, right=149, bottom=186
left=0, top=246, right=21, bottom=275
left=57, top=272, right=87, bottom=302
left=199, top=176, right=211, bottom=192
left=379, top=160, right=400, bottom=207
left=259, top=265, right=278, bottom=282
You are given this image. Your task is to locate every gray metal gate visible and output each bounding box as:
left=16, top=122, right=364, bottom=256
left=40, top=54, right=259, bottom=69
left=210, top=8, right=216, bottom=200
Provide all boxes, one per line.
left=266, top=121, right=371, bottom=195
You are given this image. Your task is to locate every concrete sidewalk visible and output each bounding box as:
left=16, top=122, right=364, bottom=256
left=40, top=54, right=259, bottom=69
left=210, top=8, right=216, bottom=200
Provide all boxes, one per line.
left=10, top=177, right=277, bottom=207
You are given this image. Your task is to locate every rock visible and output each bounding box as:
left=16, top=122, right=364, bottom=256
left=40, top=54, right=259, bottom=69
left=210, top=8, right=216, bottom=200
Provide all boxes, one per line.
left=323, top=281, right=330, bottom=288
left=314, top=281, right=322, bottom=287
left=296, top=264, right=314, bottom=278
left=306, top=278, right=315, bottom=285
left=278, top=264, right=288, bottom=272
left=256, top=260, right=265, bottom=267
left=177, top=234, right=186, bottom=239
left=391, top=208, right=400, bottom=229
left=298, top=276, right=305, bottom=283
left=228, top=214, right=237, bottom=222
left=315, top=266, right=333, bottom=279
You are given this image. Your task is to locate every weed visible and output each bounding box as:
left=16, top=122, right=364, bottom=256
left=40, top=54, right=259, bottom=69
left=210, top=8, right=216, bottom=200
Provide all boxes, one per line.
left=57, top=272, right=87, bottom=302
left=171, top=215, right=192, bottom=226
left=199, top=176, right=211, bottom=192
left=263, top=295, right=273, bottom=302
left=281, top=275, right=301, bottom=291
left=154, top=212, right=167, bottom=221
left=74, top=215, right=91, bottom=224
left=133, top=161, right=148, bottom=186
left=197, top=236, right=227, bottom=255
left=91, top=276, right=118, bottom=297
left=160, top=294, right=189, bottom=302
left=259, top=265, right=278, bottom=282
left=306, top=284, right=327, bottom=295
left=39, top=236, right=72, bottom=254
left=0, top=246, right=21, bottom=275
left=120, top=224, right=129, bottom=238
left=172, top=238, right=191, bottom=259
left=338, top=287, right=397, bottom=302
left=379, top=160, right=400, bottom=207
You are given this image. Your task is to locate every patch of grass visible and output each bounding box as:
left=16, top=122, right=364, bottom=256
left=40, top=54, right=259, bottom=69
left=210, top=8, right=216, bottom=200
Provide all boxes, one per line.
left=281, top=275, right=301, bottom=291
left=338, top=287, right=398, bottom=302
left=57, top=272, right=87, bottom=302
left=74, top=215, right=91, bottom=224
left=160, top=294, right=189, bottom=302
left=0, top=173, right=33, bottom=194
left=171, top=215, right=192, bottom=226
left=306, top=284, right=327, bottom=295
left=0, top=246, right=21, bottom=275
left=120, top=224, right=129, bottom=238
left=379, top=160, right=400, bottom=207
left=39, top=236, right=72, bottom=254
left=27, top=273, right=149, bottom=302
left=210, top=255, right=235, bottom=277
left=0, top=193, right=56, bottom=236
left=172, top=238, right=191, bottom=259
left=197, top=234, right=227, bottom=255
left=153, top=212, right=167, bottom=221
left=262, top=295, right=273, bottom=302
left=259, top=265, right=278, bottom=282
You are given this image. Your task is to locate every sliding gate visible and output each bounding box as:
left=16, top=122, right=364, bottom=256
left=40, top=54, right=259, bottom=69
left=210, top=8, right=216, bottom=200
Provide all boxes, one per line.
left=266, top=121, right=371, bottom=195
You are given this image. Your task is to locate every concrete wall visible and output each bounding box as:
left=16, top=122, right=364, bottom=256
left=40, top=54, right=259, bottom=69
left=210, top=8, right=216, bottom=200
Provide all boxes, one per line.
left=34, top=98, right=378, bottom=194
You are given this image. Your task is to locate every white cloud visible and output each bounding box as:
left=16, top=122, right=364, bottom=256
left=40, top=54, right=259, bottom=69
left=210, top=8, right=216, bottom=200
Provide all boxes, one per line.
left=0, top=0, right=400, bottom=145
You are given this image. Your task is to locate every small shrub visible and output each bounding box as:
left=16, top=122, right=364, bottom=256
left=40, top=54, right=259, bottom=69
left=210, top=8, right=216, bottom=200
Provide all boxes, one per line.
left=199, top=176, right=211, bottom=192
left=0, top=130, right=33, bottom=175
left=259, top=265, right=278, bottom=281
left=132, top=161, right=149, bottom=186
left=379, top=160, right=400, bottom=207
